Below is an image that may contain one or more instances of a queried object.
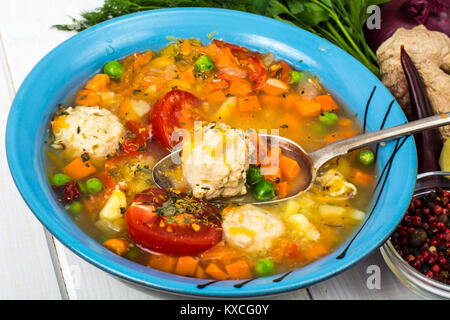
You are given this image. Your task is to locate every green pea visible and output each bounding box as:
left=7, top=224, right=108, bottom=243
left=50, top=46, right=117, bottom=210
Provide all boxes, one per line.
left=358, top=149, right=375, bottom=165
left=86, top=178, right=103, bottom=194
left=319, top=112, right=338, bottom=126
left=103, top=61, right=123, bottom=80
left=254, top=258, right=275, bottom=277
left=125, top=246, right=140, bottom=261
left=78, top=182, right=88, bottom=194
left=194, top=55, right=214, bottom=71
left=253, top=180, right=277, bottom=201
left=68, top=201, right=83, bottom=214
left=290, top=71, right=303, bottom=85
left=247, top=165, right=263, bottom=185
left=52, top=173, right=71, bottom=186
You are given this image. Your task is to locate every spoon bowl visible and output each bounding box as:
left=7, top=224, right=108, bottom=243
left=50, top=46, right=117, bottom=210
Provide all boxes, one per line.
left=153, top=113, right=450, bottom=204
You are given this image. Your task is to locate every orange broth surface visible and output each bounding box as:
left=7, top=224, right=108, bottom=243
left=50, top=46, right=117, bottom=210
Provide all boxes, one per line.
left=45, top=38, right=377, bottom=280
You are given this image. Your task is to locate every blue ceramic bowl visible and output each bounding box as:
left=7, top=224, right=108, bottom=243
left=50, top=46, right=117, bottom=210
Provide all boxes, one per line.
left=6, top=8, right=417, bottom=297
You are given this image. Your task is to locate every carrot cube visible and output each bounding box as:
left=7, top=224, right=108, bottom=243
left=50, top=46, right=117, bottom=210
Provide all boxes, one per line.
left=75, top=89, right=102, bottom=106
left=275, top=181, right=291, bottom=199
left=206, top=90, right=227, bottom=104
left=294, top=99, right=322, bottom=117
left=262, top=78, right=289, bottom=95
left=205, top=263, right=229, bottom=280
left=284, top=93, right=301, bottom=110
left=175, top=256, right=199, bottom=277
left=259, top=94, right=284, bottom=109
left=63, top=157, right=96, bottom=180
left=148, top=254, right=177, bottom=273
left=279, top=155, right=300, bottom=181
left=85, top=74, right=110, bottom=92
left=314, top=94, right=338, bottom=111
left=229, top=79, right=252, bottom=96
left=225, top=260, right=252, bottom=279
left=238, top=95, right=260, bottom=112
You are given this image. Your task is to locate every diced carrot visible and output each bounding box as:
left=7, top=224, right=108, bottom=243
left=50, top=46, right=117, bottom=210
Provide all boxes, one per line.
left=279, top=155, right=300, bottom=181
left=102, top=239, right=129, bottom=256
left=180, top=69, right=196, bottom=84
left=75, top=89, right=102, bottom=106
left=262, top=78, right=289, bottom=95
left=63, top=157, right=96, bottom=180
left=225, top=260, right=252, bottom=279
left=51, top=115, right=69, bottom=134
left=175, top=256, right=199, bottom=277
left=200, top=243, right=242, bottom=262
left=259, top=94, right=284, bottom=109
left=133, top=51, right=152, bottom=70
left=229, top=79, right=252, bottom=96
left=195, top=266, right=206, bottom=279
left=314, top=94, right=338, bottom=111
left=206, top=78, right=229, bottom=92
left=148, top=254, right=177, bottom=273
left=205, top=262, right=229, bottom=280
left=275, top=181, right=291, bottom=199
left=294, top=99, right=322, bottom=117
left=325, top=130, right=358, bottom=144
left=302, top=244, right=328, bottom=260
left=338, top=117, right=353, bottom=127
left=207, top=42, right=217, bottom=58
left=85, top=74, right=110, bottom=92
left=237, top=95, right=260, bottom=112
left=216, top=47, right=237, bottom=67
left=284, top=93, right=301, bottom=110
left=350, top=168, right=375, bottom=187
left=206, top=90, right=227, bottom=104
left=180, top=40, right=192, bottom=55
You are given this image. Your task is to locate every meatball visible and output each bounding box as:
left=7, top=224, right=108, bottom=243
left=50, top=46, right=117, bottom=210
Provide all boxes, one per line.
left=315, top=169, right=357, bottom=200
left=181, top=122, right=253, bottom=200
left=222, top=204, right=285, bottom=254
left=51, top=106, right=124, bottom=159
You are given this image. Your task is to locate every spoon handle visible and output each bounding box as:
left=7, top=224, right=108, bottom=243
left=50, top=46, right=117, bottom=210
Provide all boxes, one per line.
left=309, top=113, right=450, bottom=169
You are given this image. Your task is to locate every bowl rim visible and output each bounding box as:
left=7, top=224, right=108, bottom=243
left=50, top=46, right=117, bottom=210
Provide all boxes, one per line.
left=5, top=7, right=418, bottom=297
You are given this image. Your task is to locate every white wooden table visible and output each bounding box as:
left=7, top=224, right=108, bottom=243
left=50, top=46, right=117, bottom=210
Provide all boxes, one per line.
left=0, top=0, right=422, bottom=300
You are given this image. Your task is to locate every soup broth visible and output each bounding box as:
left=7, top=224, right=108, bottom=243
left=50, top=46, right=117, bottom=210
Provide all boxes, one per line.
left=45, top=38, right=377, bottom=280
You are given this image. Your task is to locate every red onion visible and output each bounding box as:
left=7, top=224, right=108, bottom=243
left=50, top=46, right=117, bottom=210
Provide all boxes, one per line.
left=364, top=0, right=450, bottom=52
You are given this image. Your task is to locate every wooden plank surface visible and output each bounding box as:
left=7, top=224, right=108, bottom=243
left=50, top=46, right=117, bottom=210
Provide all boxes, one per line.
left=0, top=0, right=421, bottom=300
left=0, top=33, right=61, bottom=300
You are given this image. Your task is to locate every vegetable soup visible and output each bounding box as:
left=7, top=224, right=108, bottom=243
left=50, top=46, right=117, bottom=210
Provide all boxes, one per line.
left=45, top=38, right=377, bottom=280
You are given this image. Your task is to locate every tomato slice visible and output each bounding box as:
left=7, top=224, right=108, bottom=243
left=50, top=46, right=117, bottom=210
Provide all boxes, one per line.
left=270, top=60, right=292, bottom=83
left=240, top=52, right=267, bottom=91
left=125, top=188, right=222, bottom=255
left=212, top=39, right=250, bottom=59
left=121, top=121, right=152, bottom=156
left=149, top=89, right=201, bottom=149
left=213, top=40, right=267, bottom=91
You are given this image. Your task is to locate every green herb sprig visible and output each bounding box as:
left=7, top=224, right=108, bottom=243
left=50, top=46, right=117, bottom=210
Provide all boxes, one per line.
left=53, top=0, right=388, bottom=77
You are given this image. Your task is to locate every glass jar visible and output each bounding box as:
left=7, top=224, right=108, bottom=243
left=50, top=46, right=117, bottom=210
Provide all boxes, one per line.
left=380, top=171, right=450, bottom=300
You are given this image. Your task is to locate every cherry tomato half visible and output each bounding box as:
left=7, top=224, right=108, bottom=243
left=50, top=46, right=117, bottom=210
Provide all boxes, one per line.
left=125, top=188, right=222, bottom=256
left=149, top=89, right=201, bottom=149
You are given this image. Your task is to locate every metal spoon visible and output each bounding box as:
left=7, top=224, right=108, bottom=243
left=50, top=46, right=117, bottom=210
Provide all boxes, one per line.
left=153, top=113, right=450, bottom=204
